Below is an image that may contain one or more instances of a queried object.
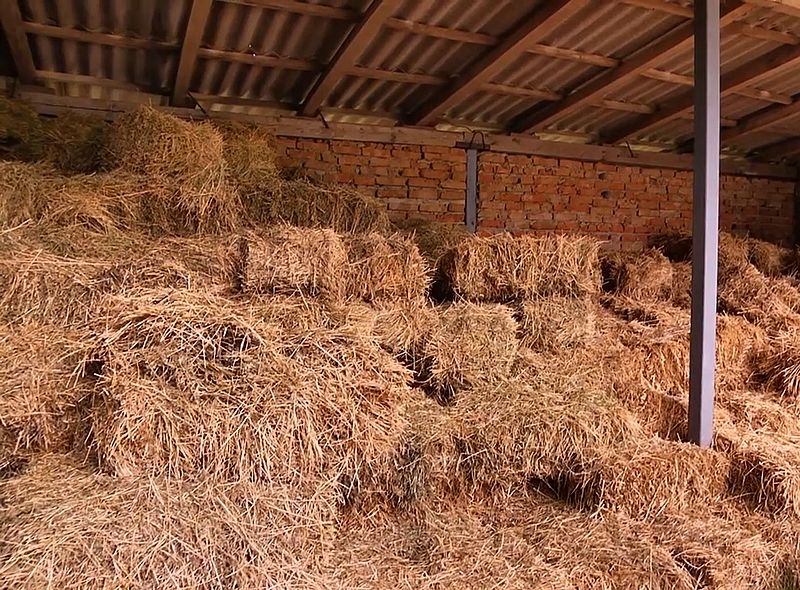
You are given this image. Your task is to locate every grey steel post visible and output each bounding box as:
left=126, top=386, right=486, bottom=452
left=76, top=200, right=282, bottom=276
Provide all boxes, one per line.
left=689, top=0, right=721, bottom=448
left=466, top=148, right=478, bottom=233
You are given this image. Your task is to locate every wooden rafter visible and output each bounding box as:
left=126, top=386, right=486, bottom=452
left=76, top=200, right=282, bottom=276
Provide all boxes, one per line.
left=602, top=40, right=800, bottom=144
left=172, top=0, right=214, bottom=107
left=409, top=0, right=589, bottom=126
left=642, top=67, right=793, bottom=104
left=300, top=0, right=399, bottom=116
left=510, top=1, right=752, bottom=133
left=721, top=95, right=800, bottom=143
left=384, top=18, right=494, bottom=45
left=0, top=0, right=36, bottom=84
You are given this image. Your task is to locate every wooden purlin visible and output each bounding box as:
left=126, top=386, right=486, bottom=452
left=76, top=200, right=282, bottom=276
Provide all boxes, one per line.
left=409, top=0, right=590, bottom=126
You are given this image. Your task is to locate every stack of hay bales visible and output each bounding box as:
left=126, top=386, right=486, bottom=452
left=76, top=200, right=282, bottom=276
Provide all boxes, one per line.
left=6, top=97, right=800, bottom=587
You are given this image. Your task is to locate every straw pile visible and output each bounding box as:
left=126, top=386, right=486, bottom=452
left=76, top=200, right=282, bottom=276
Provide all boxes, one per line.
left=41, top=112, right=107, bottom=173
left=0, top=96, right=44, bottom=161
left=438, top=233, right=601, bottom=302
left=0, top=455, right=337, bottom=589
left=422, top=302, right=518, bottom=403
left=272, top=177, right=391, bottom=235
left=104, top=107, right=239, bottom=234
left=345, top=232, right=429, bottom=302
left=5, top=105, right=800, bottom=587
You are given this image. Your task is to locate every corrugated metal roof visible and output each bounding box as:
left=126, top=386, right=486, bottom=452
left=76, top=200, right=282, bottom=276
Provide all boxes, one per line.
left=1, top=0, right=800, bottom=161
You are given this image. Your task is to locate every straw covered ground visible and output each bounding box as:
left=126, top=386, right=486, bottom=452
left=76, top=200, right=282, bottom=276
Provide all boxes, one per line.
left=4, top=100, right=800, bottom=588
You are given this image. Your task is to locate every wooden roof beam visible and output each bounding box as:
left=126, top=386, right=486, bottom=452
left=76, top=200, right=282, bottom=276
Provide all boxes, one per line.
left=0, top=0, right=37, bottom=84
left=643, top=67, right=793, bottom=104
left=509, top=1, right=752, bottom=133
left=172, top=0, right=214, bottom=107
left=300, top=0, right=400, bottom=116
left=602, top=39, right=800, bottom=144
left=408, top=0, right=589, bottom=126
left=721, top=94, right=800, bottom=143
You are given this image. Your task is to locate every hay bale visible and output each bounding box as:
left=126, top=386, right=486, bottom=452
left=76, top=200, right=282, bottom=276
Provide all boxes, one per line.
left=641, top=512, right=781, bottom=590
left=438, top=233, right=601, bottom=303
left=729, top=434, right=800, bottom=518
left=216, top=121, right=281, bottom=225
left=652, top=231, right=751, bottom=271
left=601, top=249, right=673, bottom=300
left=0, top=96, right=45, bottom=161
left=423, top=302, right=518, bottom=403
left=516, top=296, right=597, bottom=351
left=447, top=376, right=640, bottom=495
left=88, top=290, right=414, bottom=490
left=478, top=498, right=697, bottom=589
left=0, top=455, right=337, bottom=589
left=345, top=232, right=429, bottom=302
left=580, top=438, right=730, bottom=519
left=670, top=261, right=692, bottom=308
left=272, top=177, right=391, bottom=235
left=41, top=112, right=107, bottom=173
left=395, top=219, right=470, bottom=266
left=0, top=324, right=90, bottom=455
left=0, top=249, right=107, bottom=326
left=325, top=501, right=575, bottom=589
left=104, top=106, right=239, bottom=234
left=754, top=334, right=800, bottom=403
left=330, top=300, right=439, bottom=373
left=719, top=389, right=800, bottom=435
left=241, top=226, right=347, bottom=300
left=748, top=238, right=791, bottom=277
left=0, top=161, right=61, bottom=227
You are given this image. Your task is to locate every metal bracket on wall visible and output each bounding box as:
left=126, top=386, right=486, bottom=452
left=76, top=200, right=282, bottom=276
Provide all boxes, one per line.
left=456, top=131, right=489, bottom=233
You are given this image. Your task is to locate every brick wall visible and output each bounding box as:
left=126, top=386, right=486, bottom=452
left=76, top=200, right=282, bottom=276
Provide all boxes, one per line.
left=275, top=136, right=796, bottom=250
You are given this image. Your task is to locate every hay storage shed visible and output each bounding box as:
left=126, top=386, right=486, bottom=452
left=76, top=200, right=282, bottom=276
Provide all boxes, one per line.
left=4, top=0, right=800, bottom=588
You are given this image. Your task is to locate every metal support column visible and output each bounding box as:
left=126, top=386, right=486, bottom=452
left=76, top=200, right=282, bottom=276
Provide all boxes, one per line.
left=688, top=0, right=721, bottom=448
left=466, top=148, right=478, bottom=233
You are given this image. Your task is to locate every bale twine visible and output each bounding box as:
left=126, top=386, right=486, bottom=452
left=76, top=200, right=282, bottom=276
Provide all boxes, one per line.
left=345, top=232, right=429, bottom=302
left=437, top=233, right=601, bottom=303
left=241, top=226, right=348, bottom=300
